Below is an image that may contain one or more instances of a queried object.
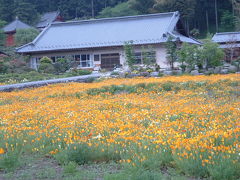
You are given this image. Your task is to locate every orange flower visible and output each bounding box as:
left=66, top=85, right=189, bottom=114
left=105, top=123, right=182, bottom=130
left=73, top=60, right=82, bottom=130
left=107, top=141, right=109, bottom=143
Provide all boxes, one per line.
left=0, top=148, right=5, bottom=154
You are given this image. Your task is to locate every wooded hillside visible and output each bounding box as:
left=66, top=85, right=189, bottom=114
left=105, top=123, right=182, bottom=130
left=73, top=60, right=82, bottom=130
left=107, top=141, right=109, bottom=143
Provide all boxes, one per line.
left=0, top=0, right=239, bottom=37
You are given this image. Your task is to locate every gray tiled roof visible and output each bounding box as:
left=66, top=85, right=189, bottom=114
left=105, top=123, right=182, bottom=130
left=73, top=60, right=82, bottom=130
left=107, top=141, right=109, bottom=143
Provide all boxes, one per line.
left=36, top=11, right=60, bottom=28
left=212, top=32, right=240, bottom=43
left=17, top=12, right=200, bottom=53
left=3, top=19, right=31, bottom=33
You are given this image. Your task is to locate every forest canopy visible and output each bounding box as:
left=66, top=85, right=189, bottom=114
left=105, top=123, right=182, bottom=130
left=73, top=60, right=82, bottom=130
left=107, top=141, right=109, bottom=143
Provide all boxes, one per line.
left=0, top=0, right=239, bottom=37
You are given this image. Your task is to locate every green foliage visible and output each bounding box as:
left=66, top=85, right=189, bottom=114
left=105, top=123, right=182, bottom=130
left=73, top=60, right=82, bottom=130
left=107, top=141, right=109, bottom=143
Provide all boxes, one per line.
left=40, top=56, right=52, bottom=64
left=0, top=19, right=7, bottom=28
left=124, top=41, right=135, bottom=70
left=161, top=81, right=174, bottom=91
left=38, top=63, right=55, bottom=74
left=15, top=28, right=39, bottom=46
left=201, top=40, right=225, bottom=68
left=0, top=57, right=9, bottom=74
left=0, top=19, right=7, bottom=47
left=165, top=37, right=178, bottom=70
left=66, top=143, right=120, bottom=165
left=63, top=161, right=78, bottom=174
left=0, top=30, right=6, bottom=47
left=0, top=151, right=21, bottom=172
left=142, top=45, right=156, bottom=66
left=53, top=58, right=70, bottom=74
left=220, top=11, right=237, bottom=32
left=0, top=0, right=235, bottom=37
left=177, top=43, right=202, bottom=70
left=0, top=69, right=93, bottom=84
left=13, top=1, right=39, bottom=25
left=0, top=54, right=31, bottom=74
left=129, top=0, right=155, bottom=14
left=68, top=69, right=92, bottom=76
left=105, top=168, right=164, bottom=180
left=207, top=157, right=240, bottom=180
left=38, top=56, right=55, bottom=74
left=99, top=2, right=138, bottom=18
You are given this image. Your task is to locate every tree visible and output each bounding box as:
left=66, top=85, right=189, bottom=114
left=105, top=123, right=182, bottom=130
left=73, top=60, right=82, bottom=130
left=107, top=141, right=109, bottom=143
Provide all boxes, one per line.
left=142, top=45, right=156, bottom=67
left=0, top=0, right=15, bottom=22
left=98, top=2, right=138, bottom=18
left=0, top=20, right=7, bottom=47
left=154, top=0, right=196, bottom=34
left=129, top=0, right=155, bottom=14
left=231, top=0, right=240, bottom=30
left=220, top=10, right=236, bottom=32
left=0, top=30, right=6, bottom=47
left=15, top=29, right=39, bottom=46
left=165, top=37, right=178, bottom=70
left=177, top=43, right=202, bottom=71
left=13, top=1, right=39, bottom=24
left=124, top=41, right=135, bottom=70
left=200, top=40, right=225, bottom=68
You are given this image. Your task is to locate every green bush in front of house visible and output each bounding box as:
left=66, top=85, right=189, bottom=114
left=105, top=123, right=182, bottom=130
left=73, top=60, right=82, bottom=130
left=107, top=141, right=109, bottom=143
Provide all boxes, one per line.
left=38, top=57, right=55, bottom=74
left=53, top=58, right=71, bottom=74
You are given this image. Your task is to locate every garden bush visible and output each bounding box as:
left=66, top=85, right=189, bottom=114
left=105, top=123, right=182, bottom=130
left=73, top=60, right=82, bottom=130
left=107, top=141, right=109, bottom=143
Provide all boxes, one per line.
left=54, top=58, right=71, bottom=74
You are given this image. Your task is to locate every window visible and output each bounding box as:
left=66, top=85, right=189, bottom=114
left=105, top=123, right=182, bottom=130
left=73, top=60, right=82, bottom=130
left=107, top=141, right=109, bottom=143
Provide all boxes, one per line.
left=75, top=55, right=80, bottom=62
left=36, top=57, right=42, bottom=68
left=51, top=57, right=56, bottom=63
left=80, top=54, right=92, bottom=67
left=134, top=52, right=142, bottom=64
left=94, top=54, right=100, bottom=61
left=133, top=51, right=156, bottom=64
left=144, top=51, right=156, bottom=64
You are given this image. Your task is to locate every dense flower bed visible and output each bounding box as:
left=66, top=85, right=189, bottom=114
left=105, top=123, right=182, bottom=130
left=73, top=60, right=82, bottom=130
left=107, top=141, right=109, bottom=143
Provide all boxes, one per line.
left=0, top=74, right=239, bottom=179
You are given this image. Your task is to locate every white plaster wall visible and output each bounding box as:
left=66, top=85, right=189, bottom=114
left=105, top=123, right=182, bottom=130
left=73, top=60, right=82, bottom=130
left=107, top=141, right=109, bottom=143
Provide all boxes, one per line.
left=30, top=47, right=125, bottom=69
left=155, top=44, right=169, bottom=69
left=29, top=44, right=172, bottom=70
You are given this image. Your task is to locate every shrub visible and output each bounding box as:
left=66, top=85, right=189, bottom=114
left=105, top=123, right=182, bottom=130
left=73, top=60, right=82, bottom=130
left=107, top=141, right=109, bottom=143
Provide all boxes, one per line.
left=177, top=42, right=202, bottom=71
left=38, top=63, right=55, bottom=74
left=0, top=58, right=10, bottom=74
left=161, top=82, right=174, bottom=91
left=39, top=57, right=55, bottom=74
left=40, top=56, right=52, bottom=64
left=54, top=58, right=70, bottom=74
left=200, top=40, right=225, bottom=68
left=68, top=69, right=92, bottom=76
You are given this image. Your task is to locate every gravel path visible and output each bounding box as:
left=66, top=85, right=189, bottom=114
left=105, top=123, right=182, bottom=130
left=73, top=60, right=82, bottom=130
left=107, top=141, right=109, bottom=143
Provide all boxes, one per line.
left=0, top=73, right=100, bottom=92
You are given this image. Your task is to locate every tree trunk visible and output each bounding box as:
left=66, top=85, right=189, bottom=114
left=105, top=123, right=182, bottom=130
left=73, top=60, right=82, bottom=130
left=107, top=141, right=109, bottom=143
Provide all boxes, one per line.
left=215, top=0, right=219, bottom=32
left=91, top=0, right=94, bottom=18
left=206, top=11, right=209, bottom=33
left=230, top=48, right=234, bottom=63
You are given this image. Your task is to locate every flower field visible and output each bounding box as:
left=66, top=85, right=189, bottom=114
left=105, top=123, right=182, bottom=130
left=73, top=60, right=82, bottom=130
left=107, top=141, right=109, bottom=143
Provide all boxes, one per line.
left=0, top=74, right=239, bottom=179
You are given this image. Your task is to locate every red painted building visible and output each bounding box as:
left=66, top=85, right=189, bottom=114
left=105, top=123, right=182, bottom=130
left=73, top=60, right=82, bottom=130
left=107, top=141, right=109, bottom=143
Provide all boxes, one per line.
left=2, top=12, right=63, bottom=47
left=3, top=17, right=32, bottom=47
